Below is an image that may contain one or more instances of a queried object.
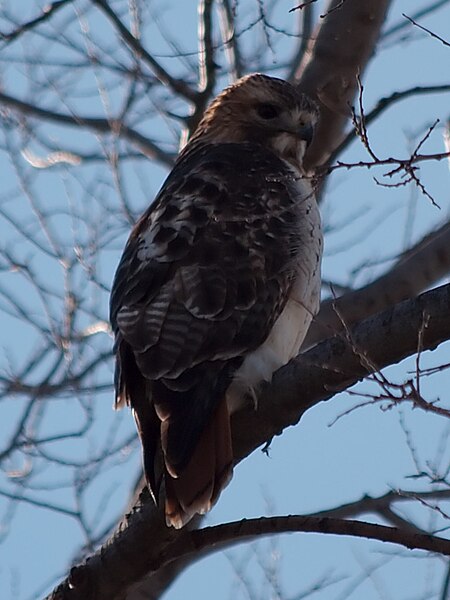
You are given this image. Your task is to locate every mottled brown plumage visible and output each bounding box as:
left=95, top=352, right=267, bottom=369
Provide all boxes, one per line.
left=110, top=74, right=322, bottom=528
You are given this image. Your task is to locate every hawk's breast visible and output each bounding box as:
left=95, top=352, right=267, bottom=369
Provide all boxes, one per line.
left=227, top=176, right=322, bottom=412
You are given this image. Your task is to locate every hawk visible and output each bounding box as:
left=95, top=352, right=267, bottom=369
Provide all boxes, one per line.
left=110, top=74, right=322, bottom=528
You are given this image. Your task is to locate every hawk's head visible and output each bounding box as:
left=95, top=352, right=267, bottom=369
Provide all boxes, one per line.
left=189, top=73, right=319, bottom=172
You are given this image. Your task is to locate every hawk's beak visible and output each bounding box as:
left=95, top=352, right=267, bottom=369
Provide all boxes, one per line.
left=298, top=124, right=314, bottom=147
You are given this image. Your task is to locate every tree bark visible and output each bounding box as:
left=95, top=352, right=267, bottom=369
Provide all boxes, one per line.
left=296, top=0, right=392, bottom=169
left=46, top=283, right=450, bottom=600
left=306, top=219, right=450, bottom=347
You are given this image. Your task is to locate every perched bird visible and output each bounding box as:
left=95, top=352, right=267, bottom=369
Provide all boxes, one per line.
left=110, top=74, right=322, bottom=528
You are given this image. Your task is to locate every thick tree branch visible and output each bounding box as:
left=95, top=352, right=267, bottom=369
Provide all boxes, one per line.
left=306, top=220, right=450, bottom=346
left=170, top=515, right=450, bottom=560
left=233, top=283, right=450, bottom=460
left=46, top=283, right=450, bottom=600
left=129, top=486, right=450, bottom=598
left=295, top=0, right=392, bottom=169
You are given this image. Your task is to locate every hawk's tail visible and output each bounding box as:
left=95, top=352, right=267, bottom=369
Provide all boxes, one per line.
left=164, top=396, right=233, bottom=529
left=117, top=341, right=234, bottom=527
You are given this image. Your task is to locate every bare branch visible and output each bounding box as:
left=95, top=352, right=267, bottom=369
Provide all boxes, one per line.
left=287, top=1, right=314, bottom=83
left=307, top=220, right=450, bottom=346
left=46, top=511, right=450, bottom=600
left=218, top=0, right=243, bottom=80
left=0, top=487, right=79, bottom=518
left=294, top=0, right=392, bottom=169
left=313, top=488, right=450, bottom=534
left=329, top=84, right=450, bottom=161
left=186, top=0, right=217, bottom=136
left=2, top=2, right=450, bottom=598
left=322, top=149, right=450, bottom=176
left=403, top=12, right=450, bottom=48
left=90, top=0, right=198, bottom=101
left=176, top=515, right=450, bottom=560
left=440, top=561, right=450, bottom=600
left=0, top=0, right=73, bottom=43
left=45, top=283, right=450, bottom=600
left=383, top=0, right=450, bottom=41
left=198, top=0, right=216, bottom=96
left=0, top=91, right=175, bottom=166
left=290, top=0, right=349, bottom=17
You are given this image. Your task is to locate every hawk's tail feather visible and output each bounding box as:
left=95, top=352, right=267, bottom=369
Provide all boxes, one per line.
left=115, top=341, right=165, bottom=501
left=164, top=397, right=233, bottom=529
left=119, top=340, right=234, bottom=526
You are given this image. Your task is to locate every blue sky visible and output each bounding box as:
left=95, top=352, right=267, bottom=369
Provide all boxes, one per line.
left=1, top=1, right=450, bottom=599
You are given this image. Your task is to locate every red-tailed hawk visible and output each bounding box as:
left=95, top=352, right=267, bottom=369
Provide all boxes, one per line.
left=110, top=74, right=322, bottom=528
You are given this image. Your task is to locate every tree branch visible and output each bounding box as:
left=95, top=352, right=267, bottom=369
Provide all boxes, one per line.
left=0, top=0, right=73, bottom=43
left=403, top=13, right=450, bottom=48
left=312, top=488, right=450, bottom=535
left=90, top=0, right=198, bottom=102
left=382, top=0, right=450, bottom=41
left=186, top=0, right=217, bottom=136
left=0, top=91, right=175, bottom=166
left=328, top=83, right=450, bottom=162
left=218, top=0, right=243, bottom=80
left=233, top=283, right=450, bottom=461
left=198, top=0, right=216, bottom=96
left=46, top=283, right=450, bottom=600
left=173, top=515, right=450, bottom=560
left=294, top=0, right=392, bottom=169
left=306, top=220, right=450, bottom=346
left=287, top=1, right=314, bottom=83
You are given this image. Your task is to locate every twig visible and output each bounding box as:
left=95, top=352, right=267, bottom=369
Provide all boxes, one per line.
left=218, top=0, right=243, bottom=80
left=329, top=84, right=450, bottom=162
left=373, top=119, right=441, bottom=208
left=198, top=0, right=216, bottom=96
left=403, top=13, right=450, bottom=48
left=0, top=91, right=175, bottom=166
left=287, top=1, right=313, bottom=82
left=290, top=0, right=348, bottom=19
left=0, top=0, right=73, bottom=44
left=90, top=0, right=198, bottom=101
left=185, top=0, right=217, bottom=138
left=322, top=151, right=450, bottom=178
left=350, top=74, right=379, bottom=161
left=383, top=0, right=450, bottom=41
left=289, top=0, right=317, bottom=12
left=0, top=487, right=79, bottom=518
left=440, top=561, right=450, bottom=600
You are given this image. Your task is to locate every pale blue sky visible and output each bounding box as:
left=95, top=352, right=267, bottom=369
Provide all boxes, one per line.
left=1, top=1, right=450, bottom=599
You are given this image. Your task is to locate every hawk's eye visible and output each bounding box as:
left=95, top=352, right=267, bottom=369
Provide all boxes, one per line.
left=256, top=103, right=280, bottom=120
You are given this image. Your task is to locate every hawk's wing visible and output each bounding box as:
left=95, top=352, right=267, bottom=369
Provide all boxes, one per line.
left=110, top=142, right=300, bottom=513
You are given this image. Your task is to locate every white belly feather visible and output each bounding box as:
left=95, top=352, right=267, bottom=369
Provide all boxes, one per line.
left=227, top=177, right=322, bottom=412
